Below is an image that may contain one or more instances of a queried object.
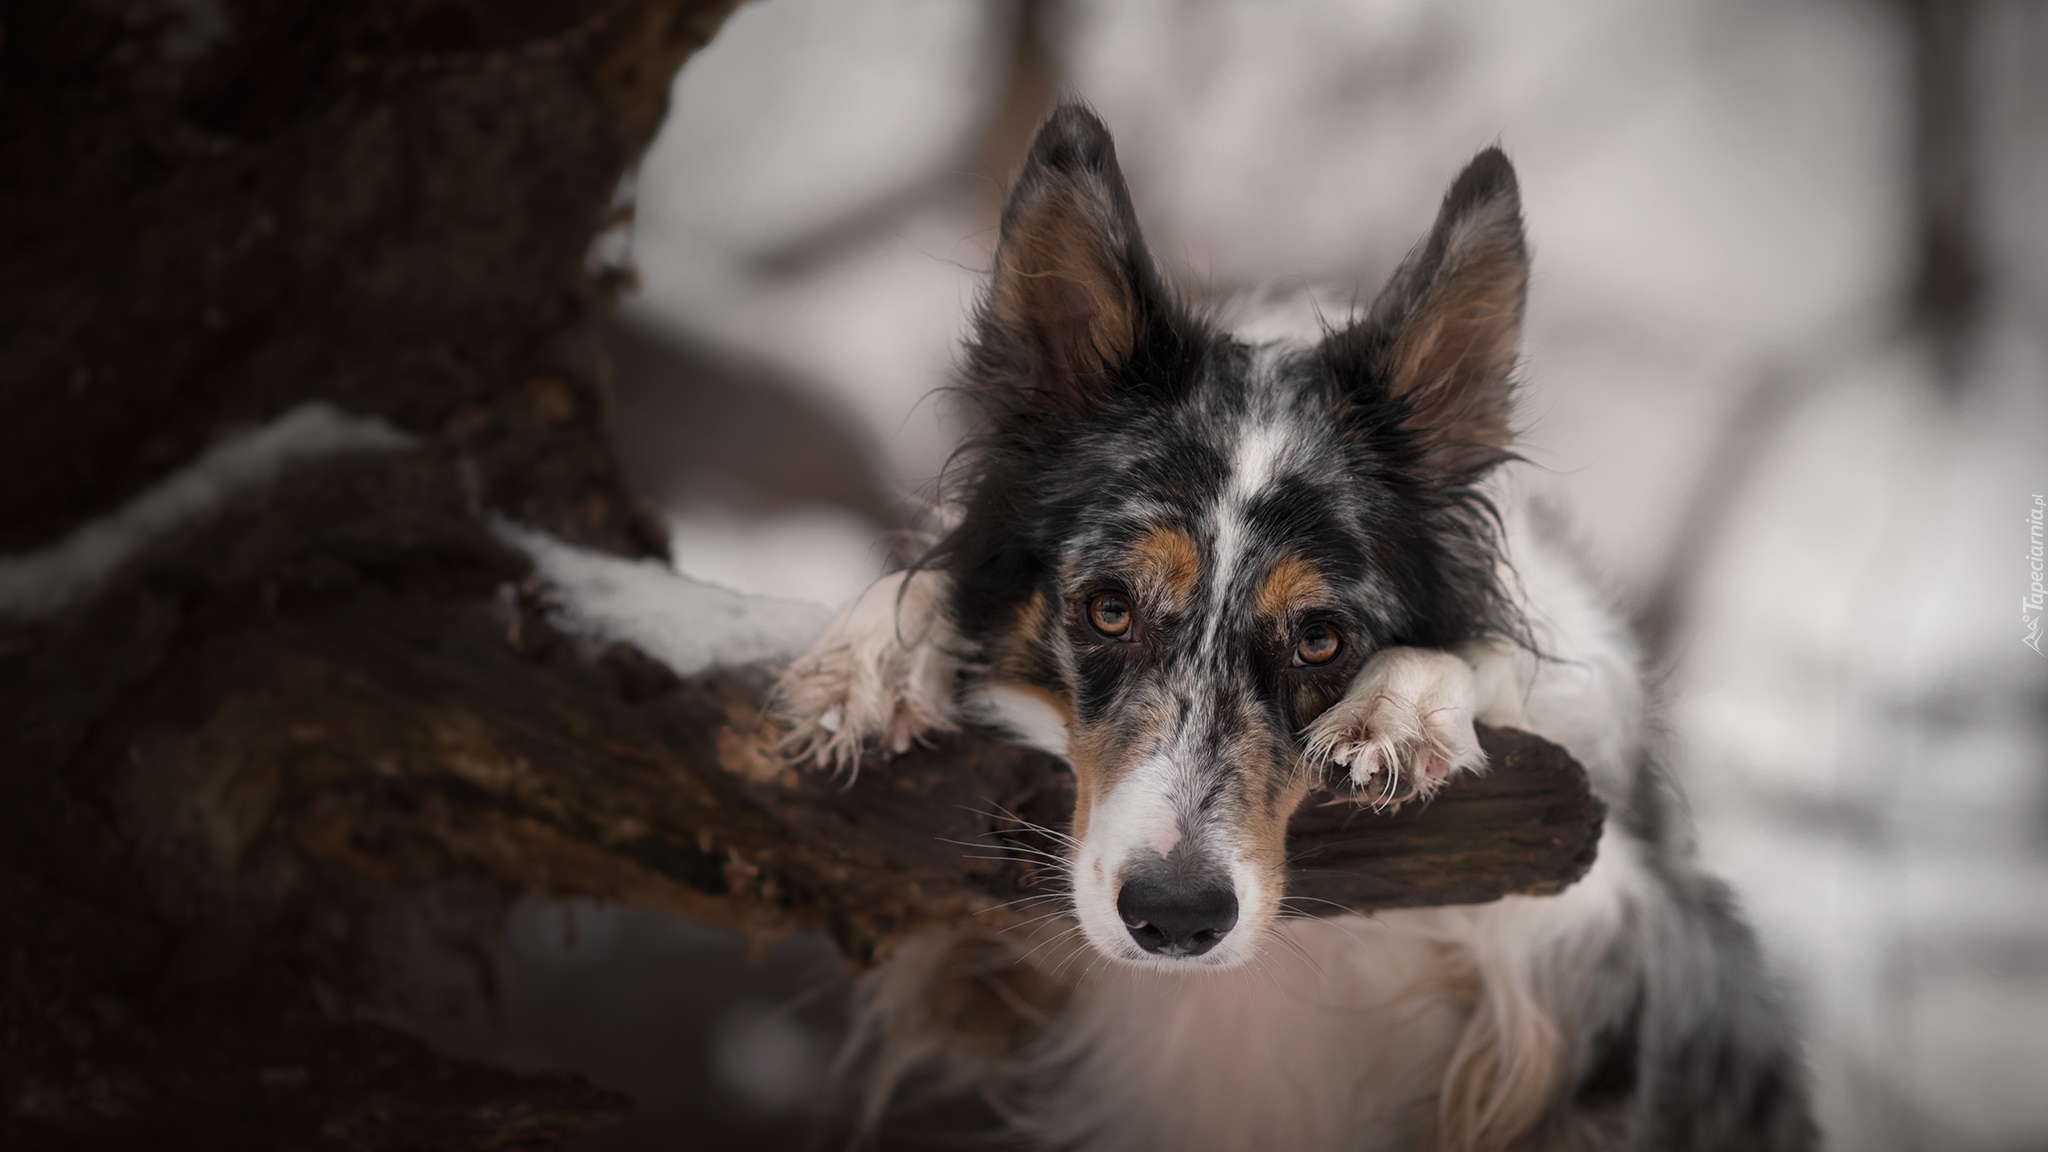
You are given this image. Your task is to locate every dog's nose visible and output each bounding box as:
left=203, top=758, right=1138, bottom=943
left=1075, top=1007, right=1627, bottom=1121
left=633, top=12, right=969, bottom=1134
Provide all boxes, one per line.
left=1117, top=875, right=1238, bottom=957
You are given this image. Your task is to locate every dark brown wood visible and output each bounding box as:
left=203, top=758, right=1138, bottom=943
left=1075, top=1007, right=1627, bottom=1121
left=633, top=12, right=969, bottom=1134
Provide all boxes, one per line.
left=17, top=449, right=1601, bottom=954
left=1286, top=725, right=1605, bottom=908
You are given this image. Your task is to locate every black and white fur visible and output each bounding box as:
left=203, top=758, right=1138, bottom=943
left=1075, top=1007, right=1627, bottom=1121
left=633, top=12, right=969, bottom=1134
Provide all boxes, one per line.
left=773, top=106, right=1814, bottom=1152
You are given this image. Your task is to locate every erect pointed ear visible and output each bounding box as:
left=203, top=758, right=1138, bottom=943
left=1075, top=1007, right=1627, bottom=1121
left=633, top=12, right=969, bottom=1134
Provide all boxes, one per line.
left=1355, top=148, right=1529, bottom=477
left=976, top=104, right=1169, bottom=416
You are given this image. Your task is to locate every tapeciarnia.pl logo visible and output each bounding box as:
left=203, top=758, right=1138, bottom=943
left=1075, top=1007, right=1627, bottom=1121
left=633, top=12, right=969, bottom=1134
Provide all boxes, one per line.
left=2027, top=494, right=2045, bottom=656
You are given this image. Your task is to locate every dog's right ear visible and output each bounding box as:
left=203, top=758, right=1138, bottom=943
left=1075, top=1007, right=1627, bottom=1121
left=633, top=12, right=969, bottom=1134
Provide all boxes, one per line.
left=975, top=104, right=1175, bottom=417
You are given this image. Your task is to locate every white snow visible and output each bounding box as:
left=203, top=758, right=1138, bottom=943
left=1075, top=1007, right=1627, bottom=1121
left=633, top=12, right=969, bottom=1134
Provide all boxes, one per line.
left=666, top=505, right=886, bottom=612
left=0, top=402, right=414, bottom=619
left=0, top=392, right=826, bottom=684
left=493, top=520, right=830, bottom=678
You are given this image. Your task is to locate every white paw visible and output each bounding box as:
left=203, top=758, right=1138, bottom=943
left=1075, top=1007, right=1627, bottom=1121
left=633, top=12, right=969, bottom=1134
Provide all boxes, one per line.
left=1303, top=647, right=1485, bottom=809
left=768, top=569, right=961, bottom=778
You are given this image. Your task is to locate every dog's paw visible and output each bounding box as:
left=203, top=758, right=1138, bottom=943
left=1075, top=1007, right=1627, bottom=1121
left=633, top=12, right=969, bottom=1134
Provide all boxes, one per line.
left=1303, top=647, right=1485, bottom=810
left=768, top=569, right=961, bottom=779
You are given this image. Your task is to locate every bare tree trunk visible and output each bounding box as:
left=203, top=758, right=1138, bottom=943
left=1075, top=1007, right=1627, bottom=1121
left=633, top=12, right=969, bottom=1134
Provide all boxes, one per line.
left=1, top=2, right=737, bottom=1145
left=0, top=4, right=1600, bottom=1147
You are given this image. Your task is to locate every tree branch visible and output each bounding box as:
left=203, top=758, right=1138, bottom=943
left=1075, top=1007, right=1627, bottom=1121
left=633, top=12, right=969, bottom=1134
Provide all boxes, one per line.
left=26, top=448, right=1602, bottom=964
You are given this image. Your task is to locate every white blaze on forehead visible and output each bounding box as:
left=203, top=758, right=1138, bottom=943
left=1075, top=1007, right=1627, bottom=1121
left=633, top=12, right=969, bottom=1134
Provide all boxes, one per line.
left=1203, top=350, right=1296, bottom=654
left=1229, top=420, right=1288, bottom=501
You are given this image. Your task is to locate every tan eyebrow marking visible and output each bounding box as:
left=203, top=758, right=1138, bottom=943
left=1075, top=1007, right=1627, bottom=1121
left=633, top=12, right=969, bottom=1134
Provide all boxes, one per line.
left=1255, top=555, right=1331, bottom=620
left=1129, top=525, right=1201, bottom=606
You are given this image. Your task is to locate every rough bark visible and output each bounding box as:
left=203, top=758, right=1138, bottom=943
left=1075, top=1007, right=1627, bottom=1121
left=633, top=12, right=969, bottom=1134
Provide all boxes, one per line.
left=0, top=3, right=1602, bottom=1148
left=1, top=1, right=737, bottom=1146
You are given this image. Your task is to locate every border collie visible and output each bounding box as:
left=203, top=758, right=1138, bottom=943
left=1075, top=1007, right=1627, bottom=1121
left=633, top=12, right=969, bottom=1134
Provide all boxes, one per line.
left=771, top=105, right=1815, bottom=1152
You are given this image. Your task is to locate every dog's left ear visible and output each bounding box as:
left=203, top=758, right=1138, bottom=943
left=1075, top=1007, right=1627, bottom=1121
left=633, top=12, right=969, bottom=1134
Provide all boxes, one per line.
left=1339, top=148, right=1529, bottom=478
left=975, top=104, right=1175, bottom=417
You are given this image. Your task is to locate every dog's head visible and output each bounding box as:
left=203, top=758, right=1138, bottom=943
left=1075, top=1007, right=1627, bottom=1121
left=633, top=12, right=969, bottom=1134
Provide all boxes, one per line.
left=942, top=106, right=1528, bottom=968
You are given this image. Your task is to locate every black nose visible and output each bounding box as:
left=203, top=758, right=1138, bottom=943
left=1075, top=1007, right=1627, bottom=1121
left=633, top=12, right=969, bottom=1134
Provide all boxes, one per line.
left=1117, top=875, right=1238, bottom=957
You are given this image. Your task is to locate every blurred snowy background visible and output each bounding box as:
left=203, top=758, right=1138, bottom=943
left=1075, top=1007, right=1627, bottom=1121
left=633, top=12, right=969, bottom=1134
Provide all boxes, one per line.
left=414, top=1, right=2048, bottom=1147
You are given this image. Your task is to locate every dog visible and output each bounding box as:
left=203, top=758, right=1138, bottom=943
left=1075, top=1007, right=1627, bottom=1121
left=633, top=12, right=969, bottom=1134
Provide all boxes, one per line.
left=771, top=105, right=1815, bottom=1152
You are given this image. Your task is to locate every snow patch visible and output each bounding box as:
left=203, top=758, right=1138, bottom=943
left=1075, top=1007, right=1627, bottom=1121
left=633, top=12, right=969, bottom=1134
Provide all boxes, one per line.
left=667, top=505, right=884, bottom=610
left=0, top=403, right=414, bottom=619
left=494, top=521, right=830, bottom=677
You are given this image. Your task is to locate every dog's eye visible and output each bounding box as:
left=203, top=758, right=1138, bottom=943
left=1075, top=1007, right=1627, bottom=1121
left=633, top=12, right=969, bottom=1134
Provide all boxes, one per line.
left=1294, top=623, right=1341, bottom=666
left=1088, top=592, right=1133, bottom=639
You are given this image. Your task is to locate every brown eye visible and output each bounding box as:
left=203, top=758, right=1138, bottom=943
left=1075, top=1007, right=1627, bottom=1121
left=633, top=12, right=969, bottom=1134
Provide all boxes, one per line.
left=1294, top=623, right=1341, bottom=666
left=1088, top=592, right=1133, bottom=638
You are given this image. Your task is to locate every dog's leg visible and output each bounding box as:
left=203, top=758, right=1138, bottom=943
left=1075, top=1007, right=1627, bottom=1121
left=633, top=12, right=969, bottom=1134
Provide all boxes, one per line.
left=1302, top=647, right=1486, bottom=808
left=769, top=569, right=963, bottom=777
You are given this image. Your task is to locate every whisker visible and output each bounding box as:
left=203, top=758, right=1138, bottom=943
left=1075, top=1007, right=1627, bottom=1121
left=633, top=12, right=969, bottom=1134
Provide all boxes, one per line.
left=1278, top=895, right=1359, bottom=914
left=1049, top=933, right=1099, bottom=982
left=937, top=832, right=1071, bottom=855
left=964, top=802, right=1082, bottom=850
left=1002, top=890, right=1074, bottom=903
left=1268, top=926, right=1327, bottom=982
left=974, top=892, right=1072, bottom=913
left=937, top=841, right=1075, bottom=868
left=1247, top=947, right=1284, bottom=994
left=998, top=908, right=1078, bottom=936
left=1016, top=923, right=1085, bottom=969
left=950, top=848, right=1081, bottom=865
left=1282, top=905, right=1377, bottom=951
